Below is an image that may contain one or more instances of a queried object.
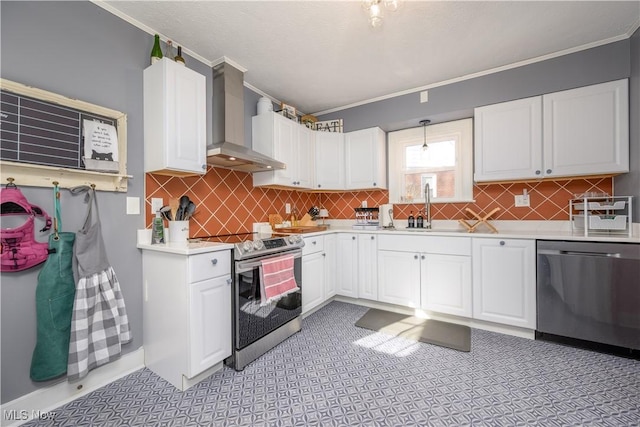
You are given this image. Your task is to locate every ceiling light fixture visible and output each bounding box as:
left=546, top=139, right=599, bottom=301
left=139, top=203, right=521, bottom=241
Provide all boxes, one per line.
left=362, top=0, right=401, bottom=28
left=420, top=119, right=431, bottom=151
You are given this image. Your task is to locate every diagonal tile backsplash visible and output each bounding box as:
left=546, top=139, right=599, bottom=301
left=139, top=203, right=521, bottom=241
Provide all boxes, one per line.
left=146, top=168, right=613, bottom=236
left=146, top=168, right=318, bottom=237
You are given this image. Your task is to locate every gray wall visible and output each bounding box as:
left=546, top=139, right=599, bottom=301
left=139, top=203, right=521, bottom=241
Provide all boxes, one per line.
left=615, top=27, right=640, bottom=222
left=0, top=1, right=214, bottom=403
left=318, top=37, right=638, bottom=221
left=318, top=39, right=631, bottom=132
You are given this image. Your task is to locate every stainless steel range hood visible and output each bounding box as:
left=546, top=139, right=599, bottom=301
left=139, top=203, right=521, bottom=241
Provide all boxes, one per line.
left=206, top=62, right=285, bottom=172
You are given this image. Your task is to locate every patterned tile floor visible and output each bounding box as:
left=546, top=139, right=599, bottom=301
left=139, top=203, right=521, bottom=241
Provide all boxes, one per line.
left=26, top=301, right=640, bottom=426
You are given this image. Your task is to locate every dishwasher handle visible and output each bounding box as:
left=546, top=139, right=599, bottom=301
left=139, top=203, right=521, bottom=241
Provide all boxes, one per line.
left=538, top=249, right=621, bottom=258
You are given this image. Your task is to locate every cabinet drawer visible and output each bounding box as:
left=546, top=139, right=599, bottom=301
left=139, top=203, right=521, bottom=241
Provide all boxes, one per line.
left=188, top=250, right=231, bottom=283
left=303, top=236, right=324, bottom=256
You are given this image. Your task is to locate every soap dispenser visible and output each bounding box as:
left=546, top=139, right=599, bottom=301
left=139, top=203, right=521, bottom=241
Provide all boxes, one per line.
left=416, top=210, right=424, bottom=228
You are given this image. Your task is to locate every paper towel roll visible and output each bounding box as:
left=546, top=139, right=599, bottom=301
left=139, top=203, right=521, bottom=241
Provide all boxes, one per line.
left=379, top=204, right=394, bottom=228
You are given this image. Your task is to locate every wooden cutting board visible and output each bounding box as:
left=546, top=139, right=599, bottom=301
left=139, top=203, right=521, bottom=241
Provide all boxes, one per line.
left=273, top=225, right=329, bottom=234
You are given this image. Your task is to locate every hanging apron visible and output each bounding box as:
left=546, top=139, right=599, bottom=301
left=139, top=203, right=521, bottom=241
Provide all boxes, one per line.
left=67, top=186, right=132, bottom=381
left=30, top=184, right=76, bottom=381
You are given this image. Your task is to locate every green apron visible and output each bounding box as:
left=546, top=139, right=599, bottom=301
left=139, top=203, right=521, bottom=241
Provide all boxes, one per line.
left=30, top=185, right=76, bottom=382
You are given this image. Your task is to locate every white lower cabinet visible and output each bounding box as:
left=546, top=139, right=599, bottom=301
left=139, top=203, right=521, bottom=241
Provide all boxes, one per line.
left=302, top=235, right=326, bottom=314
left=188, top=275, right=232, bottom=378
left=142, top=248, right=232, bottom=391
left=472, top=238, right=536, bottom=329
left=336, top=233, right=358, bottom=297
left=378, top=250, right=421, bottom=307
left=377, top=235, right=471, bottom=312
left=357, top=234, right=378, bottom=300
left=422, top=254, right=472, bottom=318
left=324, top=234, right=337, bottom=299
left=302, top=252, right=325, bottom=314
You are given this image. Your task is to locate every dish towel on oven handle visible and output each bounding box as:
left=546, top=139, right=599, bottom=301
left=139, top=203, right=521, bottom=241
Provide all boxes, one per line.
left=67, top=185, right=132, bottom=381
left=259, top=254, right=299, bottom=306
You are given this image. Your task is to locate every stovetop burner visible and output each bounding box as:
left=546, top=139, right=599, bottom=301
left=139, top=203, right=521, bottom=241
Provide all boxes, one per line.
left=193, top=232, right=304, bottom=260
left=196, top=232, right=256, bottom=244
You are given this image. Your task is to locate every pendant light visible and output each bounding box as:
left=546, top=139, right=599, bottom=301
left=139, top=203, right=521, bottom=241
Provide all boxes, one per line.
left=420, top=119, right=431, bottom=151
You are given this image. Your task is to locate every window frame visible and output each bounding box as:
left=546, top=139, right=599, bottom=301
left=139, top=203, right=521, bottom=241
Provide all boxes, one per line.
left=388, top=118, right=474, bottom=204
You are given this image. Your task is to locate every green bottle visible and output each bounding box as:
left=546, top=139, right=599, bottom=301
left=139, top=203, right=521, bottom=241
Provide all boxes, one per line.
left=150, top=34, right=163, bottom=65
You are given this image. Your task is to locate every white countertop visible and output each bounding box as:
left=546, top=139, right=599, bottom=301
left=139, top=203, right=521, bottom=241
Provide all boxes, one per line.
left=295, top=220, right=640, bottom=243
left=137, top=241, right=234, bottom=255
left=136, top=220, right=639, bottom=253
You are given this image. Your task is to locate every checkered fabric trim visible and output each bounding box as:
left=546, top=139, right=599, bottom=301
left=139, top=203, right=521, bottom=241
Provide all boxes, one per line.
left=67, top=266, right=132, bottom=381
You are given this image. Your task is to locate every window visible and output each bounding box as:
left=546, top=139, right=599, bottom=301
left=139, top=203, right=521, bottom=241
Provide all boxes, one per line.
left=388, top=118, right=473, bottom=203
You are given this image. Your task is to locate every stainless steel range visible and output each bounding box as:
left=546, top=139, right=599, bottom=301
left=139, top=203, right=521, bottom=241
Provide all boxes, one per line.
left=200, top=232, right=304, bottom=370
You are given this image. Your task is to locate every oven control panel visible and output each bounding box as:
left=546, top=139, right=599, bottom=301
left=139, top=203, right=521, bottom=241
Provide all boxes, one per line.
left=235, top=234, right=304, bottom=259
left=263, top=238, right=286, bottom=249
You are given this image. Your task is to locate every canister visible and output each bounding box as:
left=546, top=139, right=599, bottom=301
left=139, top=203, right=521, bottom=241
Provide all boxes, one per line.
left=257, top=97, right=273, bottom=115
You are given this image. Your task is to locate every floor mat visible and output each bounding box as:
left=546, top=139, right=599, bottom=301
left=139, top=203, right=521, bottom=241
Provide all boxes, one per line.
left=355, top=308, right=471, bottom=352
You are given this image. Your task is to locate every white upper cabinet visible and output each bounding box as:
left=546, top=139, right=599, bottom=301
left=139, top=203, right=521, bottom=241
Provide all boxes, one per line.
left=474, top=79, right=629, bottom=182
left=474, top=96, right=543, bottom=181
left=144, top=58, right=207, bottom=176
left=345, top=127, right=387, bottom=189
left=252, top=112, right=313, bottom=189
left=315, top=131, right=345, bottom=190
left=543, top=79, right=629, bottom=177
left=297, top=125, right=315, bottom=189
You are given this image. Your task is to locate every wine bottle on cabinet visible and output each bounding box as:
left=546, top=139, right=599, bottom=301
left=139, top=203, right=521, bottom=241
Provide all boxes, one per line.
left=165, top=40, right=176, bottom=62
left=174, top=46, right=185, bottom=65
left=150, top=34, right=163, bottom=64
left=408, top=211, right=415, bottom=228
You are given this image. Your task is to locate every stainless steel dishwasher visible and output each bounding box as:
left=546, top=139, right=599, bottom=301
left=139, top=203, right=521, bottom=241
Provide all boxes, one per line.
left=537, top=240, right=640, bottom=353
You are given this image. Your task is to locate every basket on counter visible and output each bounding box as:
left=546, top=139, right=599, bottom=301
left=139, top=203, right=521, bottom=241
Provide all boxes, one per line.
left=569, top=195, right=632, bottom=237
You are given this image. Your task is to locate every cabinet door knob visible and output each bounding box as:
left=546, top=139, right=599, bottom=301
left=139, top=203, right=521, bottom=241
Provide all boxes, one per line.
left=312, top=241, right=317, bottom=245
left=323, top=253, right=326, bottom=257
left=414, top=254, right=419, bottom=259
left=500, top=241, right=505, bottom=246
left=371, top=236, right=375, bottom=240
left=211, top=258, right=218, bottom=265
left=546, top=169, right=552, bottom=174
left=535, top=170, right=541, bottom=175
left=352, top=236, right=356, bottom=240
left=318, top=184, right=322, bottom=188
left=226, top=278, right=231, bottom=286
left=373, top=182, right=377, bottom=186
left=201, top=164, right=207, bottom=170
left=421, top=255, right=425, bottom=260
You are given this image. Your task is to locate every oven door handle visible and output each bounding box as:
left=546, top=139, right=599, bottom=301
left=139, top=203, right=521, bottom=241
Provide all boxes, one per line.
left=236, top=249, right=303, bottom=272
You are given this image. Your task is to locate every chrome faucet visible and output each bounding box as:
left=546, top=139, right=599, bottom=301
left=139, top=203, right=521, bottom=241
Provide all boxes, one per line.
left=424, top=183, right=432, bottom=229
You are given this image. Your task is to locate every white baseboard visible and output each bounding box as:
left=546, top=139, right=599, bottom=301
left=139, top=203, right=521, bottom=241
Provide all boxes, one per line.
left=1, top=347, right=145, bottom=427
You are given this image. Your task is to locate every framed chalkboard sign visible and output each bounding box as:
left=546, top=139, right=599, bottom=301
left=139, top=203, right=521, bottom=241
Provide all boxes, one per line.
left=0, top=79, right=130, bottom=192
